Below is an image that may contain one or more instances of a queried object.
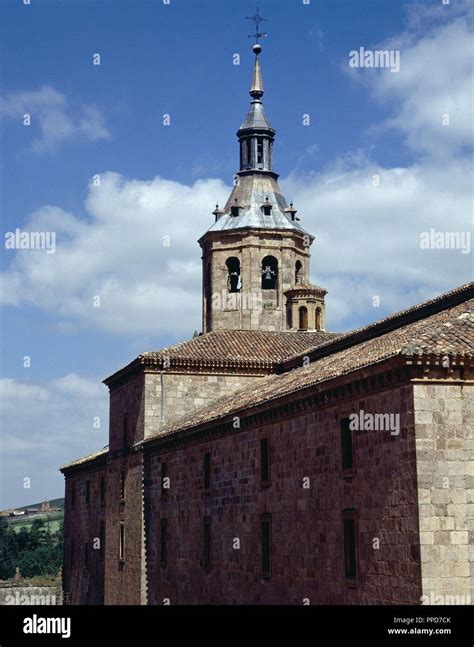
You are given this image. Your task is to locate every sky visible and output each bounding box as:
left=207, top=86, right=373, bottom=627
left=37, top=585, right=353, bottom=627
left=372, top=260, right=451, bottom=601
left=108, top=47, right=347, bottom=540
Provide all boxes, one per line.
left=0, top=0, right=472, bottom=509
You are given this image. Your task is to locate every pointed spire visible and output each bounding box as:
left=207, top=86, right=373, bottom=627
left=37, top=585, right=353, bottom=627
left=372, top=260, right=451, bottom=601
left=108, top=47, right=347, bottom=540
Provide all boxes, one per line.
left=250, top=44, right=264, bottom=99
left=239, top=43, right=274, bottom=133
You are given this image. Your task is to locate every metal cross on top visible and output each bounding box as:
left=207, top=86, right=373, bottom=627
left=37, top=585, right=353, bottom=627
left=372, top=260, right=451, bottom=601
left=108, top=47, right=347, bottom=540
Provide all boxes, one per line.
left=246, top=5, right=268, bottom=44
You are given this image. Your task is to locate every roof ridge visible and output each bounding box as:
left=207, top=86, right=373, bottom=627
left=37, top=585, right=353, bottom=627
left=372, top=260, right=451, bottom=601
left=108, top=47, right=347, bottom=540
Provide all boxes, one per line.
left=60, top=446, right=108, bottom=472
left=103, top=330, right=339, bottom=386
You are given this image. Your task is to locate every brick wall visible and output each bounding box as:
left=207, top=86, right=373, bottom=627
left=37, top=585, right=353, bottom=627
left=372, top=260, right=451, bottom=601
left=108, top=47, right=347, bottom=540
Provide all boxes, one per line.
left=144, top=380, right=422, bottom=604
left=104, top=373, right=146, bottom=605
left=414, top=382, right=473, bottom=604
left=63, top=463, right=106, bottom=605
left=104, top=450, right=145, bottom=605
left=109, top=373, right=145, bottom=451
left=102, top=365, right=266, bottom=603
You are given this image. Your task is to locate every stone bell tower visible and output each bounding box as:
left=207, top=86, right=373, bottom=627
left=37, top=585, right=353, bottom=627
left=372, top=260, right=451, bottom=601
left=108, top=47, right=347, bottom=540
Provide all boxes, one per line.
left=199, top=42, right=327, bottom=333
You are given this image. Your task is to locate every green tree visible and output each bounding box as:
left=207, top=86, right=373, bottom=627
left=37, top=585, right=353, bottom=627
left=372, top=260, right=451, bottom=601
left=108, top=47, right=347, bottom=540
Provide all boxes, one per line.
left=0, top=518, right=19, bottom=580
left=0, top=516, right=64, bottom=581
left=18, top=543, right=61, bottom=578
left=29, top=518, right=48, bottom=547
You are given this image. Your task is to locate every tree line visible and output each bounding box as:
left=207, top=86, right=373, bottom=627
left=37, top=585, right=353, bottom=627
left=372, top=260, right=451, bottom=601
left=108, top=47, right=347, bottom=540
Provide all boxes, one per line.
left=0, top=516, right=63, bottom=580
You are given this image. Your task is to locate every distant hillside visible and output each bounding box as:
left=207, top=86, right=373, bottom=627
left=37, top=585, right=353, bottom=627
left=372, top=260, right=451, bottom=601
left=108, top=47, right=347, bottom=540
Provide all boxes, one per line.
left=7, top=497, right=65, bottom=513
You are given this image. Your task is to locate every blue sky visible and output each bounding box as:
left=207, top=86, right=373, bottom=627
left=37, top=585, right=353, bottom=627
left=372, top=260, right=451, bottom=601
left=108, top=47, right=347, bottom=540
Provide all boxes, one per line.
left=0, top=0, right=472, bottom=508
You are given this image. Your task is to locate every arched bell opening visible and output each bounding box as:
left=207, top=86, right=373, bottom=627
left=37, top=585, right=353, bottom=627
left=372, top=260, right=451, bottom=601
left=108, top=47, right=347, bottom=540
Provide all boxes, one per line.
left=261, top=255, right=278, bottom=290
left=226, top=257, right=241, bottom=293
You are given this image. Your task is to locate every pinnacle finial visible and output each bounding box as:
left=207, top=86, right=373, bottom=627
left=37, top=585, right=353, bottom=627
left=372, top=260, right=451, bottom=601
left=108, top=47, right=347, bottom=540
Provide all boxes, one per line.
left=250, top=51, right=264, bottom=99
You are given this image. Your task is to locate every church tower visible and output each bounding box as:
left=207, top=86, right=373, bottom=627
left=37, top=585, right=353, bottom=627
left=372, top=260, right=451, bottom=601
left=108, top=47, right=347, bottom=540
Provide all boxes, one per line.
left=199, top=43, right=327, bottom=333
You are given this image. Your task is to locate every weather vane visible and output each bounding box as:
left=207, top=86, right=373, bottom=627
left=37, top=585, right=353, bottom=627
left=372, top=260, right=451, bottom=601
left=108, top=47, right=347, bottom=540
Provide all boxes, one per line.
left=246, top=5, right=268, bottom=45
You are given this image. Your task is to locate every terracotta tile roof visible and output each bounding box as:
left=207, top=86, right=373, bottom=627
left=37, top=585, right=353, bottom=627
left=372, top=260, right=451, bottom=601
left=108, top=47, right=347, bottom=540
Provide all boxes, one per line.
left=147, top=297, right=473, bottom=442
left=60, top=446, right=108, bottom=473
left=401, top=309, right=473, bottom=355
left=104, top=330, right=340, bottom=385
left=141, top=330, right=339, bottom=364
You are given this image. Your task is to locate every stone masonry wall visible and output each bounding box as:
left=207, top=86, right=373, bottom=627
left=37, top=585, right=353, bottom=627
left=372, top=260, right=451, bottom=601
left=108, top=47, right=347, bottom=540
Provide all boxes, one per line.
left=413, top=382, right=473, bottom=605
left=144, top=372, right=264, bottom=437
left=145, top=381, right=422, bottom=605
left=202, top=230, right=311, bottom=332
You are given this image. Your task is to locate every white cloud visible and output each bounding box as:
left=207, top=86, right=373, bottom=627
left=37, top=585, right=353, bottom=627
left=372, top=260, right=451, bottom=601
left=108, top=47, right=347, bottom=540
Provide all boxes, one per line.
left=283, top=155, right=472, bottom=319
left=0, top=173, right=228, bottom=336
left=0, top=376, right=108, bottom=509
left=346, top=11, right=473, bottom=159
left=52, top=373, right=106, bottom=399
left=0, top=85, right=111, bottom=153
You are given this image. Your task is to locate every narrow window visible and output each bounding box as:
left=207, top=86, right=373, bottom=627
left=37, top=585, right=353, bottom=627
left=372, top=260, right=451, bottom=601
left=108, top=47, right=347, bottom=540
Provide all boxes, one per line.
left=205, top=263, right=212, bottom=331
left=203, top=452, right=211, bottom=491
left=100, top=476, right=105, bottom=504
left=261, top=514, right=271, bottom=579
left=99, top=522, right=105, bottom=562
left=120, top=471, right=126, bottom=502
left=84, top=542, right=89, bottom=571
left=230, top=205, right=240, bottom=217
left=122, top=413, right=128, bottom=449
left=343, top=510, right=357, bottom=580
left=203, top=517, right=212, bottom=572
left=85, top=480, right=90, bottom=506
left=260, top=438, right=269, bottom=484
left=257, top=137, right=264, bottom=165
left=70, top=539, right=75, bottom=567
left=246, top=139, right=252, bottom=167
left=340, top=418, right=354, bottom=470
left=160, top=518, right=167, bottom=567
left=286, top=306, right=292, bottom=329
left=119, top=522, right=125, bottom=561
left=298, top=306, right=308, bottom=330
left=161, top=462, right=168, bottom=495
left=295, top=260, right=302, bottom=285
left=315, top=307, right=322, bottom=331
